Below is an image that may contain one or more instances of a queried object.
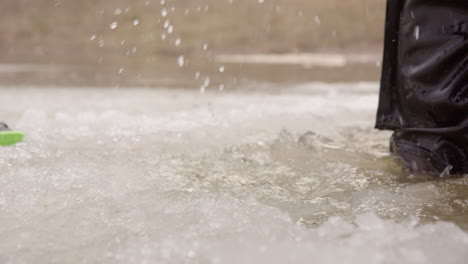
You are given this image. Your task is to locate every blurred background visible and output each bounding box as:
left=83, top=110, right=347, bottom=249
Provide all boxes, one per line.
left=0, top=0, right=386, bottom=88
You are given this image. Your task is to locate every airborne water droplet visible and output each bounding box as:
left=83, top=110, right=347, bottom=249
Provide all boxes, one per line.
left=161, top=8, right=168, bottom=17
left=167, top=25, right=174, bottom=34
left=177, top=56, right=185, bottom=67
left=414, top=25, right=420, bottom=40
left=314, top=16, right=321, bottom=25
left=133, top=19, right=140, bottom=26
left=110, top=21, right=118, bottom=29
left=203, top=77, right=210, bottom=87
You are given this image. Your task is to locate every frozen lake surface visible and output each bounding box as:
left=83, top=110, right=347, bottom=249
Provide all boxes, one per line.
left=0, top=84, right=467, bottom=263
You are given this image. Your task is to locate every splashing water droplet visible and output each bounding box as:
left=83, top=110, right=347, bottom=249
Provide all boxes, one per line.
left=414, top=25, right=420, bottom=40
left=90, top=35, right=97, bottom=41
left=219, top=66, right=225, bottom=73
left=167, top=25, right=174, bottom=34
left=133, top=19, right=140, bottom=26
left=203, top=43, right=208, bottom=50
left=161, top=8, right=168, bottom=17
left=314, top=16, right=321, bottom=25
left=195, top=72, right=201, bottom=79
left=114, top=8, right=122, bottom=15
left=199, top=77, right=210, bottom=94
left=110, top=22, right=118, bottom=29
left=177, top=56, right=185, bottom=67
left=175, top=38, right=182, bottom=46
left=203, top=77, right=210, bottom=87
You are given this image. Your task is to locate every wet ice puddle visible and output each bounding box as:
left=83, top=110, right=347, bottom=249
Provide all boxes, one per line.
left=0, top=83, right=467, bottom=263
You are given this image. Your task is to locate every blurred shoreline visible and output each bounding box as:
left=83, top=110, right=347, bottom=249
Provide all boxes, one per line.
left=0, top=0, right=386, bottom=87
left=0, top=51, right=382, bottom=88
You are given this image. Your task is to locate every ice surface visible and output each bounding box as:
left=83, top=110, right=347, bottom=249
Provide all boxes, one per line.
left=0, top=84, right=467, bottom=263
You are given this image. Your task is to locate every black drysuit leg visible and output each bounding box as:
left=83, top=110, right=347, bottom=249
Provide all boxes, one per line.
left=376, top=0, right=468, bottom=175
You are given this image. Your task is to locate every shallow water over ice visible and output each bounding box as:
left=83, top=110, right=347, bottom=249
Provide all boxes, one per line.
left=0, top=84, right=467, bottom=263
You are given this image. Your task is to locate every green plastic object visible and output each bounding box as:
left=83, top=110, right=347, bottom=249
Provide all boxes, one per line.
left=0, top=131, right=24, bottom=146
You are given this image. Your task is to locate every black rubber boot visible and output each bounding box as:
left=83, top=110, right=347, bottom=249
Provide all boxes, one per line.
left=376, top=0, right=468, bottom=175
